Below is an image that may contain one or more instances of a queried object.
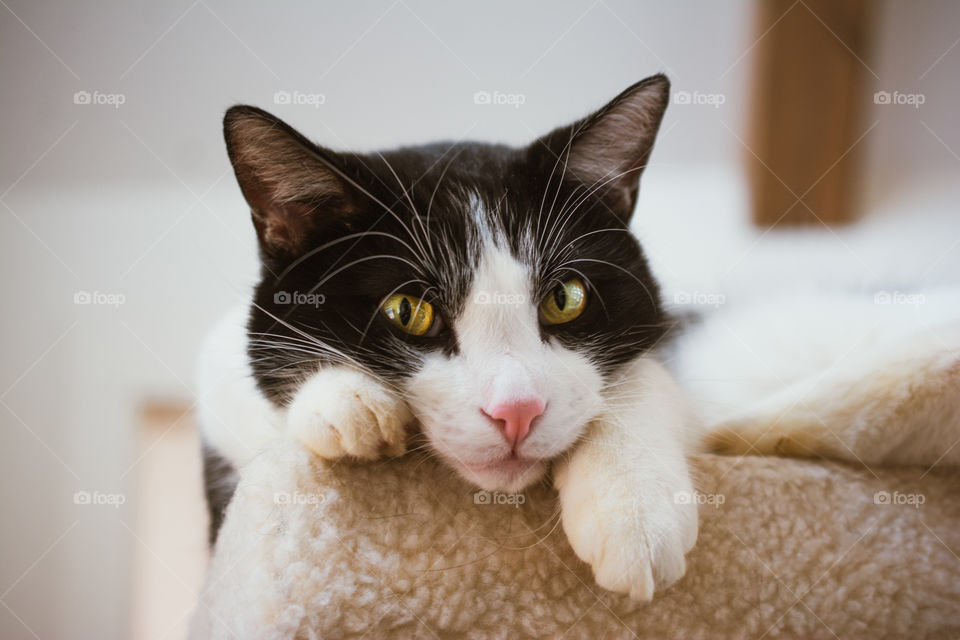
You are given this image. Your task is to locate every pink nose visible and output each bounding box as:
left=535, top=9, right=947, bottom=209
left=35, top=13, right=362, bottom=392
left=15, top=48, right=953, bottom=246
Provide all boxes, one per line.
left=482, top=397, right=547, bottom=447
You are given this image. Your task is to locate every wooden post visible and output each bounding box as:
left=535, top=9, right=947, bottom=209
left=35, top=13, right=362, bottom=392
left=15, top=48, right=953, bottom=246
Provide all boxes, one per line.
left=748, top=0, right=875, bottom=227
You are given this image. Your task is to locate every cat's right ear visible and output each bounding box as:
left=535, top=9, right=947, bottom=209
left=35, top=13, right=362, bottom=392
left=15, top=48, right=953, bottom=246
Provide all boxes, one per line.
left=223, top=106, right=357, bottom=261
left=530, top=74, right=670, bottom=222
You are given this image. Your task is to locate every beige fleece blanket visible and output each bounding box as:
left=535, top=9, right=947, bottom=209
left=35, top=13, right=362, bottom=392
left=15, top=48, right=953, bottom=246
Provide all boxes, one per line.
left=190, top=440, right=960, bottom=639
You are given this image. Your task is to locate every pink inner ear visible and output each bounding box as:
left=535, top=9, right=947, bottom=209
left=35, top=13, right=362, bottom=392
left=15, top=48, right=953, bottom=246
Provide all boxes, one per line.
left=567, top=105, right=661, bottom=188
left=225, top=107, right=355, bottom=257
left=254, top=200, right=315, bottom=254
left=563, top=76, right=668, bottom=196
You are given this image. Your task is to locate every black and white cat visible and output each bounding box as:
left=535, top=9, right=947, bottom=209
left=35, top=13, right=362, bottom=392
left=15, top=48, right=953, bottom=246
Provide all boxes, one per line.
left=197, top=73, right=960, bottom=601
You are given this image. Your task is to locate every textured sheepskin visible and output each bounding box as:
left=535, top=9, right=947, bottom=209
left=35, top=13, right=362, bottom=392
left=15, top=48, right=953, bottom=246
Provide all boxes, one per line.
left=190, top=441, right=960, bottom=639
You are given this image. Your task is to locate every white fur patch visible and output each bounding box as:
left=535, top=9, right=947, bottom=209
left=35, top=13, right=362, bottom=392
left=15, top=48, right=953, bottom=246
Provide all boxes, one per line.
left=196, top=305, right=284, bottom=466
left=407, top=242, right=603, bottom=491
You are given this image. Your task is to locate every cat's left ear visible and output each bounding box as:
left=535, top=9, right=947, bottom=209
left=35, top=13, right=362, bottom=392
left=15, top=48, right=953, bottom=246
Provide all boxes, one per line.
left=532, top=74, right=670, bottom=221
left=223, top=105, right=362, bottom=263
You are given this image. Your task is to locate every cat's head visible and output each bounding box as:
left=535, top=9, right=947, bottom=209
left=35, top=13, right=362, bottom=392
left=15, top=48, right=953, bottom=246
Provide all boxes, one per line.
left=226, top=74, right=671, bottom=491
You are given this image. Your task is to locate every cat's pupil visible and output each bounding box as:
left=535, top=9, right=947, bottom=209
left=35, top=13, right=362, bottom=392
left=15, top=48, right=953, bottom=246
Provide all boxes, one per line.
left=553, top=285, right=567, bottom=311
left=399, top=297, right=412, bottom=326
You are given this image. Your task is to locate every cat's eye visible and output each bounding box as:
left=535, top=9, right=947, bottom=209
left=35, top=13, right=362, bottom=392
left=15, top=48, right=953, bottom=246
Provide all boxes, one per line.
left=539, top=278, right=588, bottom=325
left=381, top=294, right=440, bottom=337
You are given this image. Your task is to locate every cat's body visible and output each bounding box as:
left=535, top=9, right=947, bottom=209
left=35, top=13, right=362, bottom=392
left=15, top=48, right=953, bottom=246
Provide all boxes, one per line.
left=197, top=75, right=960, bottom=600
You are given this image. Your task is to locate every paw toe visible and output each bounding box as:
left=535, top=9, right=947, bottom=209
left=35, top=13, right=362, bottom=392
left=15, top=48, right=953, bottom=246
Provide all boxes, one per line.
left=593, top=549, right=655, bottom=602
left=297, top=421, right=346, bottom=459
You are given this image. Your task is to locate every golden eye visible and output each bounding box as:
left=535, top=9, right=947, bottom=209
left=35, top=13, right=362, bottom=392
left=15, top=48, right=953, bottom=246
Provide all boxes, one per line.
left=539, top=278, right=587, bottom=325
left=381, top=294, right=437, bottom=336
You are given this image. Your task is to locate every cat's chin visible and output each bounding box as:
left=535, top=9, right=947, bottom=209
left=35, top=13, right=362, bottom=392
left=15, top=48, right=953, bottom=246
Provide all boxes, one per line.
left=456, top=457, right=548, bottom=493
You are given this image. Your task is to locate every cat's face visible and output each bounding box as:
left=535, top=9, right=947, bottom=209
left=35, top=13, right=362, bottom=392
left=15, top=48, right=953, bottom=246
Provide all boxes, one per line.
left=226, top=75, right=670, bottom=491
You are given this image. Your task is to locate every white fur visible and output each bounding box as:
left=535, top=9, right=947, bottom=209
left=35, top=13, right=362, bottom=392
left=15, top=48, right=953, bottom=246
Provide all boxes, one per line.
left=195, top=243, right=608, bottom=495
left=197, top=307, right=412, bottom=464
left=196, top=240, right=695, bottom=599
left=196, top=305, right=283, bottom=466
left=554, top=356, right=698, bottom=600
left=287, top=367, right=411, bottom=460
left=407, top=243, right=604, bottom=492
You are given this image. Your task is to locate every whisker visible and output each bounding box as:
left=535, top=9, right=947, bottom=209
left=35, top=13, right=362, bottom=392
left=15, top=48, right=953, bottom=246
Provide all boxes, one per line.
left=376, top=151, right=434, bottom=261
left=304, top=253, right=425, bottom=297
left=274, top=230, right=421, bottom=284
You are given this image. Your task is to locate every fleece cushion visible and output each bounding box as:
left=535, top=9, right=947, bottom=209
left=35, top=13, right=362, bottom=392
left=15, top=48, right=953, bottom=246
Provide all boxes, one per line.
left=190, top=440, right=960, bottom=639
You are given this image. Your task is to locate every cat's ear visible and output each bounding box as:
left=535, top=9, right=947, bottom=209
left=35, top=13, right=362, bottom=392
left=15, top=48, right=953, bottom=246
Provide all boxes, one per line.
left=223, top=105, right=357, bottom=260
left=534, top=74, right=670, bottom=220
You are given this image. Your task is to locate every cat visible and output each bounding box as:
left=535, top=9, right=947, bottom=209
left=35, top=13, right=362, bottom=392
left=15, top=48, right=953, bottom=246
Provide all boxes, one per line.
left=198, top=73, right=696, bottom=600
left=196, top=72, right=960, bottom=602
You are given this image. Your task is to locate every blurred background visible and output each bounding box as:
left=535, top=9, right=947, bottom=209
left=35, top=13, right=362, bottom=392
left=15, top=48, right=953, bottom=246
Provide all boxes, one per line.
left=1, top=1, right=958, bottom=638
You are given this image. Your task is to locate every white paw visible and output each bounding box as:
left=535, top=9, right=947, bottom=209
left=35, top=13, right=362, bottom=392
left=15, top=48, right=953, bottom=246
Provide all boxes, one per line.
left=286, top=367, right=413, bottom=460
left=555, top=456, right=698, bottom=601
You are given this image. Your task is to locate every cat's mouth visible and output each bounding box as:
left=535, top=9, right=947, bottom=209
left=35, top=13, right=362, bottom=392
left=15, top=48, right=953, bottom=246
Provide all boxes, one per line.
left=464, top=454, right=537, bottom=473
left=459, top=454, right=547, bottom=492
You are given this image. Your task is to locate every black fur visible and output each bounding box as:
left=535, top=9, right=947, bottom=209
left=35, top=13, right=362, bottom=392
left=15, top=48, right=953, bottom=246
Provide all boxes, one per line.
left=202, top=75, right=673, bottom=531
left=201, top=441, right=239, bottom=546
left=224, top=74, right=671, bottom=406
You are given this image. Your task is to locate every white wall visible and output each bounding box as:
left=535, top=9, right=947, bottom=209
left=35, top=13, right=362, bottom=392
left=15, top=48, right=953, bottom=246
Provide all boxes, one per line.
left=861, top=0, right=960, bottom=205
left=1, top=1, right=753, bottom=187
left=1, top=1, right=957, bottom=638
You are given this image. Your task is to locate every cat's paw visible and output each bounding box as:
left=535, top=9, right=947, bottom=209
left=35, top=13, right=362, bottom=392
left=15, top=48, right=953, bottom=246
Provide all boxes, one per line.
left=286, top=367, right=413, bottom=460
left=555, top=457, right=698, bottom=601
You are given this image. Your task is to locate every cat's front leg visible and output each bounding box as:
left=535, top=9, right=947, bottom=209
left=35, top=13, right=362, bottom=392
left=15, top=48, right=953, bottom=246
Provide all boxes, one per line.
left=554, top=357, right=698, bottom=601
left=286, top=367, right=414, bottom=460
